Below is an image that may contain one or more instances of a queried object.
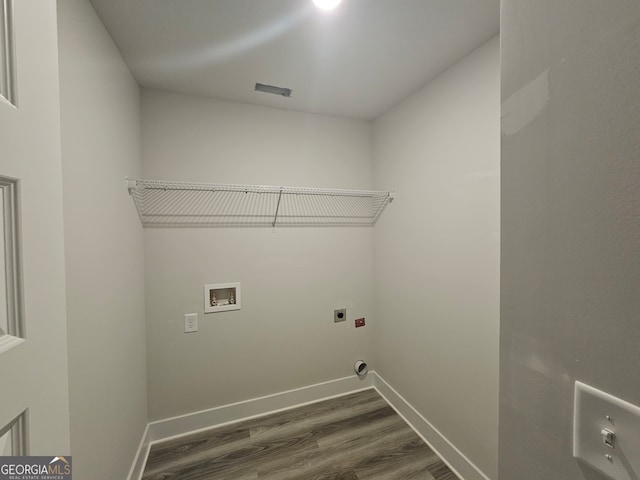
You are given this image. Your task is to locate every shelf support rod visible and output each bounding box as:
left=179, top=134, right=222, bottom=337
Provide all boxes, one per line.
left=273, top=189, right=283, bottom=227
left=126, top=178, right=138, bottom=195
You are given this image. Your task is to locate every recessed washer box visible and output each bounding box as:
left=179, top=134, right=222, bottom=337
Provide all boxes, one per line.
left=204, top=283, right=240, bottom=313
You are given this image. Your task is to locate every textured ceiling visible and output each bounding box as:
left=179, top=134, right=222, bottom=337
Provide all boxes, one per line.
left=90, top=0, right=499, bottom=120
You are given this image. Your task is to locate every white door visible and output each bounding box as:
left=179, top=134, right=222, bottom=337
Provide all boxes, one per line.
left=0, top=0, right=71, bottom=455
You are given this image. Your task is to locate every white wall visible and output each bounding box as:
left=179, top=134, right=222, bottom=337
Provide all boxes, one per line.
left=142, top=89, right=375, bottom=420
left=500, top=2, right=640, bottom=479
left=373, top=37, right=500, bottom=479
left=57, top=1, right=147, bottom=478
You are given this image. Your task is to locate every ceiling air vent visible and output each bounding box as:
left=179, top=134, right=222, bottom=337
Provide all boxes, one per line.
left=255, top=83, right=292, bottom=98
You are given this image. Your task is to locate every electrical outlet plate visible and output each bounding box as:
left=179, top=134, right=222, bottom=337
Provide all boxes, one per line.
left=334, top=308, right=346, bottom=323
left=184, top=313, right=198, bottom=333
left=574, top=381, right=640, bottom=480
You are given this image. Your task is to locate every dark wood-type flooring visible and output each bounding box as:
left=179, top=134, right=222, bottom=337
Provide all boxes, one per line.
left=142, top=388, right=460, bottom=480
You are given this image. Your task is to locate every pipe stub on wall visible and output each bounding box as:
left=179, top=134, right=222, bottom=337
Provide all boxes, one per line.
left=354, top=360, right=367, bottom=376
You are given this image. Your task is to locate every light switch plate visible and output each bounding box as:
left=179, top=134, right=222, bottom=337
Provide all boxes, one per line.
left=184, top=313, right=198, bottom=333
left=574, top=381, right=640, bottom=480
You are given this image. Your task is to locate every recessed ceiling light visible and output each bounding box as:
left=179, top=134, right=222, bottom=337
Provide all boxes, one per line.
left=313, top=0, right=343, bottom=11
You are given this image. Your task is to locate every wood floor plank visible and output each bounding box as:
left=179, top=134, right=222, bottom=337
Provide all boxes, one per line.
left=144, top=426, right=250, bottom=475
left=249, top=389, right=387, bottom=441
left=353, top=438, right=439, bottom=480
left=144, top=431, right=319, bottom=480
left=313, top=406, right=408, bottom=449
left=142, top=389, right=460, bottom=480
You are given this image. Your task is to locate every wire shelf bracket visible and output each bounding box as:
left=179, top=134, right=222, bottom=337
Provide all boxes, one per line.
left=127, top=179, right=395, bottom=228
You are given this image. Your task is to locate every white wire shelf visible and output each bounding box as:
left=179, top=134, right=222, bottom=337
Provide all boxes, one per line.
left=127, top=179, right=395, bottom=228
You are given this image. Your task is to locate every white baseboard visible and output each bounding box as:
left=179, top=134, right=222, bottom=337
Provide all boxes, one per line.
left=126, top=424, right=150, bottom=480
left=372, top=372, right=491, bottom=480
left=127, top=374, right=373, bottom=480
left=128, top=372, right=490, bottom=480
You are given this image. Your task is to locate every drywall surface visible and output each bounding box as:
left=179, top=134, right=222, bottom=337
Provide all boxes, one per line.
left=142, top=90, right=375, bottom=420
left=0, top=0, right=70, bottom=455
left=373, top=37, right=500, bottom=479
left=500, top=2, right=640, bottom=479
left=57, top=0, right=147, bottom=478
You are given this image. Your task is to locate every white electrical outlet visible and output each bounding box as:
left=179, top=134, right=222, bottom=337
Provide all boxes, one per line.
left=184, top=313, right=198, bottom=333
left=574, top=381, right=640, bottom=480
